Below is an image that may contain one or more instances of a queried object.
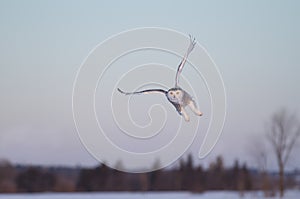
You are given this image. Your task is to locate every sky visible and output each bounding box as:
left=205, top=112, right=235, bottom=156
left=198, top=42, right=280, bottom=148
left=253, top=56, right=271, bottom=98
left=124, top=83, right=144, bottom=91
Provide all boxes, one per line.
left=0, top=0, right=300, bottom=171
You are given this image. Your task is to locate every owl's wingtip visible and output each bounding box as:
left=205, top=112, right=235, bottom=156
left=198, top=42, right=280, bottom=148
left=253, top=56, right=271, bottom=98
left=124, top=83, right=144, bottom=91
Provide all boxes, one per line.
left=117, top=88, right=125, bottom=94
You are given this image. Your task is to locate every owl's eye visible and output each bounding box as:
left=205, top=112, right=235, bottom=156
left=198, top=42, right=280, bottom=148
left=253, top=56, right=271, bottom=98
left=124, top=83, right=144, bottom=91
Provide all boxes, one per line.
left=176, top=91, right=180, bottom=95
left=170, top=91, right=173, bottom=95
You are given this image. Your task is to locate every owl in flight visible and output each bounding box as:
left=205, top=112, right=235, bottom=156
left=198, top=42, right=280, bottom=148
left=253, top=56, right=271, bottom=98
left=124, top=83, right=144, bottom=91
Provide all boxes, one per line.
left=118, top=35, right=203, bottom=122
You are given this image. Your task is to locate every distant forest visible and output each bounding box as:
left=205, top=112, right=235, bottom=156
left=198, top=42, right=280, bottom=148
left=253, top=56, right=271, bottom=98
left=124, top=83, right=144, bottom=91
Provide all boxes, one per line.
left=0, top=155, right=299, bottom=196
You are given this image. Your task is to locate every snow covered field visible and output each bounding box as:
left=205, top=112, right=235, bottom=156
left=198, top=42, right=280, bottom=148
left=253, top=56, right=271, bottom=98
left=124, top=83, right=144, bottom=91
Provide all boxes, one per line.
left=0, top=191, right=299, bottom=199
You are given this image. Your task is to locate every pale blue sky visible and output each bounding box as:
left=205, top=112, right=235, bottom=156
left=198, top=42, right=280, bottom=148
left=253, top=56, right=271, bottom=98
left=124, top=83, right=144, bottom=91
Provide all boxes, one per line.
left=0, top=0, right=300, bottom=170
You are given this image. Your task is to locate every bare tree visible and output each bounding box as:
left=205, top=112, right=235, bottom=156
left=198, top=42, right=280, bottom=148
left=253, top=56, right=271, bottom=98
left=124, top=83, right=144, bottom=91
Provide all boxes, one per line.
left=266, top=109, right=300, bottom=197
left=249, top=137, right=268, bottom=172
left=248, top=137, right=277, bottom=197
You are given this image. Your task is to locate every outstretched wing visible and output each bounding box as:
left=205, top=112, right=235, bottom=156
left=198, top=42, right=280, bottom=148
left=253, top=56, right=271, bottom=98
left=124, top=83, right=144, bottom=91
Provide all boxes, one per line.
left=117, top=88, right=167, bottom=95
left=175, top=34, right=196, bottom=87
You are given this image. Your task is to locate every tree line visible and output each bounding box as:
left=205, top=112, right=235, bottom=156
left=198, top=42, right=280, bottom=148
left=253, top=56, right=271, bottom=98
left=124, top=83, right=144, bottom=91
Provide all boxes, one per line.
left=0, top=155, right=298, bottom=194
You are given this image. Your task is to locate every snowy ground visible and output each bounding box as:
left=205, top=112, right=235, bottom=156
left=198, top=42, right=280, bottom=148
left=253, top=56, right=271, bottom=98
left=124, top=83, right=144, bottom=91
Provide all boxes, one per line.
left=0, top=191, right=299, bottom=199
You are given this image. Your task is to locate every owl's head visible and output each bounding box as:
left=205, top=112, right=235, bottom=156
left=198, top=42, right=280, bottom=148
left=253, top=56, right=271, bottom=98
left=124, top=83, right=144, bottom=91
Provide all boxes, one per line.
left=167, top=88, right=184, bottom=103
